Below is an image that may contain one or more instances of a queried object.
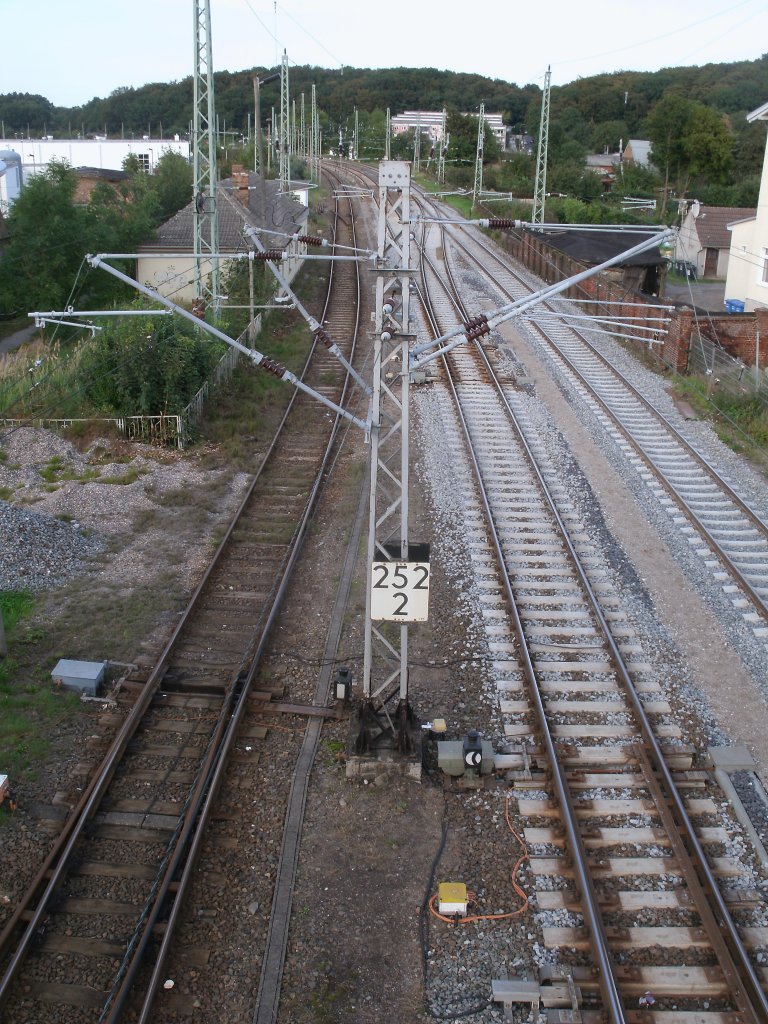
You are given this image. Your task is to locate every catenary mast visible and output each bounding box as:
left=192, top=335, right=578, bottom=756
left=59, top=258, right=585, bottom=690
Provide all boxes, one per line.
left=192, top=0, right=219, bottom=316
left=533, top=66, right=551, bottom=224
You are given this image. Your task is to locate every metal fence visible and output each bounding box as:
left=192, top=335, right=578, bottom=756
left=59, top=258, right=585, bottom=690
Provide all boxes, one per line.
left=687, top=330, right=768, bottom=404
left=0, top=314, right=263, bottom=450
left=0, top=414, right=184, bottom=446
left=179, top=318, right=260, bottom=442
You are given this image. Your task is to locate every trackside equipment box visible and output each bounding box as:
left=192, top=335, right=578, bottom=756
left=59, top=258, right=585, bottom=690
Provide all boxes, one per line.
left=51, top=659, right=106, bottom=696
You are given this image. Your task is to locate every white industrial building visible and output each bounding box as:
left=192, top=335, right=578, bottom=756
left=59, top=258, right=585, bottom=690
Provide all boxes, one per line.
left=0, top=149, right=22, bottom=214
left=0, top=137, right=190, bottom=203
left=390, top=110, right=507, bottom=149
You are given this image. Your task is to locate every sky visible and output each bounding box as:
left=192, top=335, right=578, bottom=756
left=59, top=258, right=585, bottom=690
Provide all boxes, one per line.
left=3, top=0, right=768, bottom=109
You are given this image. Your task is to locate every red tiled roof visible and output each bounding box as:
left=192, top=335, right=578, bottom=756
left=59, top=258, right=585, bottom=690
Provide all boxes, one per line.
left=692, top=206, right=756, bottom=248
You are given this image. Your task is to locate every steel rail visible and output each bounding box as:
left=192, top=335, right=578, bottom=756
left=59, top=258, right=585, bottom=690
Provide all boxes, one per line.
left=446, top=219, right=768, bottom=619
left=0, top=197, right=358, bottom=1018
left=414, top=211, right=625, bottom=1023
left=251, top=164, right=367, bottom=1024
left=415, top=194, right=768, bottom=1021
left=130, top=169, right=366, bottom=1024
left=117, top=176, right=366, bottom=1024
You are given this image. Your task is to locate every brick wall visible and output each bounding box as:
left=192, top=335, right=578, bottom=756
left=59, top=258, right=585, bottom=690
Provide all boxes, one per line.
left=501, top=230, right=766, bottom=375
left=73, top=175, right=125, bottom=205
left=697, top=308, right=768, bottom=369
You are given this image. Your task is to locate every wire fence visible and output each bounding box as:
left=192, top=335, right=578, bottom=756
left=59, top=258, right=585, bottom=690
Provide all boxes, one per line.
left=179, top=317, right=261, bottom=443
left=687, top=329, right=768, bottom=404
left=0, top=414, right=185, bottom=447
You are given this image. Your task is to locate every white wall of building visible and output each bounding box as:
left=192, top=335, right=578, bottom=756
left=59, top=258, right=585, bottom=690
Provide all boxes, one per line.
left=0, top=150, right=23, bottom=214
left=726, top=218, right=757, bottom=304
left=390, top=111, right=506, bottom=148
left=0, top=138, right=190, bottom=183
left=725, top=103, right=768, bottom=311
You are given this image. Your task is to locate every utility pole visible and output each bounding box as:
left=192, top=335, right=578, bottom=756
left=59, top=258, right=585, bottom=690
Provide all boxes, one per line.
left=532, top=66, right=551, bottom=225
left=385, top=107, right=391, bottom=160
left=472, top=102, right=485, bottom=209
left=354, top=159, right=423, bottom=768
left=279, top=51, right=291, bottom=193
left=354, top=107, right=359, bottom=161
left=437, top=107, right=447, bottom=185
left=192, top=0, right=219, bottom=316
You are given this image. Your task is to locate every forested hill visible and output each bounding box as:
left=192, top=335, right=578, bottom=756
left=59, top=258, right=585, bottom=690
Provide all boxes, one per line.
left=2, top=55, right=767, bottom=140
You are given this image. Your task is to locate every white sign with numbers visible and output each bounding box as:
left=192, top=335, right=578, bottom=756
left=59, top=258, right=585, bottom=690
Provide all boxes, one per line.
left=370, top=561, right=431, bottom=622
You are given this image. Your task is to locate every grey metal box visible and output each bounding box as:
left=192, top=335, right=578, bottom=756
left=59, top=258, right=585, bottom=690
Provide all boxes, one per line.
left=51, top=659, right=106, bottom=696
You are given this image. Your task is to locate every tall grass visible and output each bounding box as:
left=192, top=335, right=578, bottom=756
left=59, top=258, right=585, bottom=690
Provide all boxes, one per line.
left=0, top=591, right=81, bottom=790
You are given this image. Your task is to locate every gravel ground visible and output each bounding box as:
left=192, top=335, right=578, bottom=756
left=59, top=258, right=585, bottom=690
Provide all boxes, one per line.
left=3, top=208, right=768, bottom=1023
left=0, top=424, right=252, bottom=941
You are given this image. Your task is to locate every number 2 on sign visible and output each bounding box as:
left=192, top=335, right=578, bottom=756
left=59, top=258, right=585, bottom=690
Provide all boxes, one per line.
left=370, top=561, right=430, bottom=622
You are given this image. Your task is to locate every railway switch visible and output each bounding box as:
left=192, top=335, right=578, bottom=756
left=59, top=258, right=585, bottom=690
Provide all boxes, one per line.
left=437, top=730, right=494, bottom=782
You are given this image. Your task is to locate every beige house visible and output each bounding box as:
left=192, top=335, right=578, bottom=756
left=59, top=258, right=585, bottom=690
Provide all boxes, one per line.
left=725, top=100, right=768, bottom=310
left=137, top=167, right=309, bottom=305
left=623, top=140, right=652, bottom=167
left=676, top=201, right=756, bottom=280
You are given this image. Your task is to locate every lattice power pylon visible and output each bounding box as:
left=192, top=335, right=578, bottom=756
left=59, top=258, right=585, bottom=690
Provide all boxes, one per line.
left=279, top=50, right=291, bottom=193
left=472, top=102, right=485, bottom=208
left=532, top=66, right=551, bottom=225
left=192, top=0, right=219, bottom=315
left=354, top=160, right=421, bottom=765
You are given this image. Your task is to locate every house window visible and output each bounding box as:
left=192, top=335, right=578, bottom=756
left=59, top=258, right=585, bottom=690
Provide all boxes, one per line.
left=136, top=153, right=151, bottom=173
left=762, top=249, right=768, bottom=285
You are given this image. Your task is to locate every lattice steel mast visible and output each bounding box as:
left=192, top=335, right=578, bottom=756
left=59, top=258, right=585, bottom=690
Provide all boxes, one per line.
left=279, top=50, right=291, bottom=193
left=437, top=107, right=447, bottom=184
left=192, top=0, right=219, bottom=315
left=300, top=93, right=306, bottom=160
left=310, top=83, right=320, bottom=181
left=532, top=66, right=551, bottom=225
left=356, top=160, right=420, bottom=760
left=472, top=102, right=484, bottom=208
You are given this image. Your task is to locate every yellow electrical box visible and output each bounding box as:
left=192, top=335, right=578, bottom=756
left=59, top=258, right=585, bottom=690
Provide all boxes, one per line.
left=438, top=882, right=468, bottom=916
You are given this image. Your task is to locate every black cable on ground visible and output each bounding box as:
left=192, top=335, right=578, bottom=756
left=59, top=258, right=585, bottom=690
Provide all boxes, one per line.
left=420, top=820, right=494, bottom=1021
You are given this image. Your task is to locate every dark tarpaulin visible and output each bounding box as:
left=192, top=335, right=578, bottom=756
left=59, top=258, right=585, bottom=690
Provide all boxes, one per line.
left=533, top=228, right=664, bottom=267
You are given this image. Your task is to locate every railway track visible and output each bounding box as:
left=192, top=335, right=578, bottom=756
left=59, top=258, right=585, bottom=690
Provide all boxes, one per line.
left=411, top=192, right=768, bottom=1021
left=437, top=213, right=768, bottom=637
left=0, top=177, right=367, bottom=1024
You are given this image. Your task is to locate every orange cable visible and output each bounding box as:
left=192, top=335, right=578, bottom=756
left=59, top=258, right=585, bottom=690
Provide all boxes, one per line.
left=429, top=793, right=529, bottom=925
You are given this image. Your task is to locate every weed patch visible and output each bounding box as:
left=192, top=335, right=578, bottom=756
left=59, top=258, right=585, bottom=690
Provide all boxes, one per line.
left=0, top=592, right=79, bottom=781
left=673, top=378, right=768, bottom=469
